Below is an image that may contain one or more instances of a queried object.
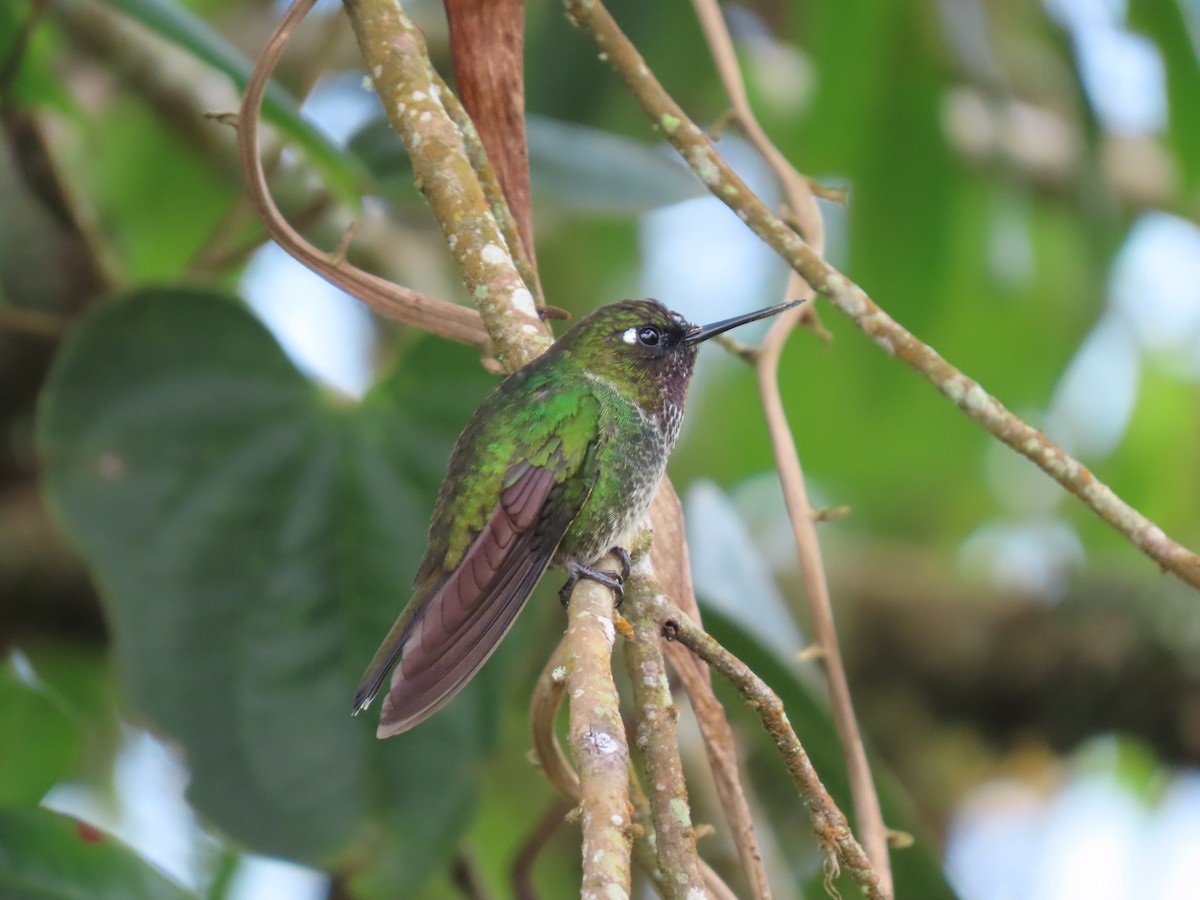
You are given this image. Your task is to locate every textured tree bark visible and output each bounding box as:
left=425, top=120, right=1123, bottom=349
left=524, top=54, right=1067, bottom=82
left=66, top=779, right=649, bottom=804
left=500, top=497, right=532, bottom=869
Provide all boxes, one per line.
left=443, top=0, right=536, bottom=268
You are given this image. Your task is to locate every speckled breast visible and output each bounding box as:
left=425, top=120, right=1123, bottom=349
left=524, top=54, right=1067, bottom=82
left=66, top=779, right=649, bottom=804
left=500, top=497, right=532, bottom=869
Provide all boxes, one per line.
left=555, top=387, right=683, bottom=566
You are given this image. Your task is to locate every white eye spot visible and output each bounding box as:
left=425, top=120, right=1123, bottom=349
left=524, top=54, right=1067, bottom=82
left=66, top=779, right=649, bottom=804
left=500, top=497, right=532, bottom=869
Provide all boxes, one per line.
left=622, top=327, right=638, bottom=345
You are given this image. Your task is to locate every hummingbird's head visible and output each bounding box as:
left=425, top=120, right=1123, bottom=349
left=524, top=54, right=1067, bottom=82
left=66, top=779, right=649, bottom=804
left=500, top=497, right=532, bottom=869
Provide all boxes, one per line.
left=555, top=297, right=804, bottom=419
left=555, top=300, right=700, bottom=418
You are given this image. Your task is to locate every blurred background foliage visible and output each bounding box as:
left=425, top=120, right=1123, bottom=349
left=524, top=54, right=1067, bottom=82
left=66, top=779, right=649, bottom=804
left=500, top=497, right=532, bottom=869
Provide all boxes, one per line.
left=2, top=0, right=1200, bottom=897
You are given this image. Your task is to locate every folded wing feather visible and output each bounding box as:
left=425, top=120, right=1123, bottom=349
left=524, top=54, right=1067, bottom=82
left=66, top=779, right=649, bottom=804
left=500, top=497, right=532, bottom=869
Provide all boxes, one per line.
left=374, top=459, right=586, bottom=737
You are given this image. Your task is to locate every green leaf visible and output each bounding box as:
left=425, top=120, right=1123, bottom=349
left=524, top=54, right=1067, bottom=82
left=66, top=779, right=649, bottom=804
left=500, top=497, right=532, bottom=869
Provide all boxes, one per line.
left=0, top=807, right=195, bottom=900
left=0, top=663, right=81, bottom=805
left=97, top=0, right=367, bottom=204
left=0, top=2, right=75, bottom=113
left=348, top=114, right=707, bottom=215
left=526, top=116, right=707, bottom=214
left=37, top=288, right=496, bottom=890
left=1129, top=0, right=1200, bottom=188
left=81, top=97, right=240, bottom=281
left=18, top=644, right=123, bottom=789
left=790, top=0, right=905, bottom=174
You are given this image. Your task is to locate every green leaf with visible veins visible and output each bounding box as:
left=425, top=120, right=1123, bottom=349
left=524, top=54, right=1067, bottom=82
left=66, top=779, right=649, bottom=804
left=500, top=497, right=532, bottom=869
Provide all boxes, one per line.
left=36, top=288, right=496, bottom=893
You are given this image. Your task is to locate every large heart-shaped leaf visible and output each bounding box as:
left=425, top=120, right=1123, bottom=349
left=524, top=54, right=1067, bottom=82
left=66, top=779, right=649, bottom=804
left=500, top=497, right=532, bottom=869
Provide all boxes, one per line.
left=36, top=288, right=496, bottom=893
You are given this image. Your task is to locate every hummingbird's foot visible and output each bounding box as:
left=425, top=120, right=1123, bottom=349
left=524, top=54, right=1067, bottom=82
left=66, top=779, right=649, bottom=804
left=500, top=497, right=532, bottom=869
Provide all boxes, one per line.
left=558, top=559, right=626, bottom=608
left=610, top=546, right=632, bottom=584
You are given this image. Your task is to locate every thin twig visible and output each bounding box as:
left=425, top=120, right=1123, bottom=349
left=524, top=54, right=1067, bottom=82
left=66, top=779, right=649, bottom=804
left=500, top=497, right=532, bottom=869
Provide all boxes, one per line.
left=238, top=0, right=490, bottom=350
left=689, top=0, right=826, bottom=332
left=450, top=850, right=495, bottom=900
left=512, top=797, right=572, bottom=900
left=758, top=307, right=896, bottom=892
left=649, top=482, right=774, bottom=900
left=657, top=601, right=886, bottom=900
left=0, top=306, right=69, bottom=338
left=191, top=1, right=343, bottom=274
left=564, top=0, right=1200, bottom=592
left=701, top=865, right=740, bottom=900
left=563, top=569, right=633, bottom=897
left=530, top=638, right=579, bottom=800
left=624, top=566, right=706, bottom=898
left=689, top=1, right=893, bottom=892
left=764, top=295, right=896, bottom=890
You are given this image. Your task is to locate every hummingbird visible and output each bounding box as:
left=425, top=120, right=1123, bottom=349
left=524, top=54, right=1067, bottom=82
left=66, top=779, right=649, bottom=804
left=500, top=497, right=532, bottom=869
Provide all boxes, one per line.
left=354, top=297, right=803, bottom=737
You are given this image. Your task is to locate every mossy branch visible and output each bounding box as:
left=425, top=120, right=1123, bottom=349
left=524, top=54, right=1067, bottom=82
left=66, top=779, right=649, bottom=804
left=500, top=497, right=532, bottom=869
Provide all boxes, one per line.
left=342, top=0, right=550, bottom=372
left=562, top=567, right=633, bottom=897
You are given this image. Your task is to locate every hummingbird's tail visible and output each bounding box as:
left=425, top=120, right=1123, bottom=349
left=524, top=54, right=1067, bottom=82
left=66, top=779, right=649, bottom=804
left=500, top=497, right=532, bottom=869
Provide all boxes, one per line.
left=353, top=544, right=555, bottom=737
left=353, top=459, right=577, bottom=736
left=353, top=598, right=422, bottom=715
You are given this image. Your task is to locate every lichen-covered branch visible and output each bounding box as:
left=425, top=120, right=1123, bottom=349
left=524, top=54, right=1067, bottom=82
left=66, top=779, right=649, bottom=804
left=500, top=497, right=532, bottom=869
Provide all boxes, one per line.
left=564, top=0, right=1200, bottom=592
left=628, top=778, right=740, bottom=900
left=531, top=627, right=734, bottom=900
left=623, top=567, right=706, bottom=898
left=657, top=599, right=886, bottom=900
left=563, top=571, right=633, bottom=898
left=435, top=71, right=545, bottom=309
left=342, top=0, right=550, bottom=372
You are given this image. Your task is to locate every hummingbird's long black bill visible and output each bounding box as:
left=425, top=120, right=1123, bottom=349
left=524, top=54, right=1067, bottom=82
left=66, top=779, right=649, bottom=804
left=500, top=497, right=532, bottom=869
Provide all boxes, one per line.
left=682, top=298, right=806, bottom=344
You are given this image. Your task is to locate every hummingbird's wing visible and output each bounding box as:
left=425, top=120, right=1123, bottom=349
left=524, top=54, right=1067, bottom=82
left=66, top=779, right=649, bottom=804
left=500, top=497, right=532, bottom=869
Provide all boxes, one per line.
left=355, top=442, right=597, bottom=738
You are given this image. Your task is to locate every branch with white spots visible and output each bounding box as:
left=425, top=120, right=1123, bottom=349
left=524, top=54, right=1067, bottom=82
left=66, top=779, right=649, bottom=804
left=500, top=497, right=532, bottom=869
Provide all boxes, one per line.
left=433, top=69, right=547, bottom=311
left=530, top=627, right=739, bottom=900
left=563, top=565, right=634, bottom=899
left=342, top=0, right=551, bottom=373
left=564, top=0, right=1200, bottom=591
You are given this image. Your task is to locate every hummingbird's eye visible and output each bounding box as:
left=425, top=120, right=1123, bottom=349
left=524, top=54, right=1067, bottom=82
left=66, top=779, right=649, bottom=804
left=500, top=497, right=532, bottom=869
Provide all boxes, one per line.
left=636, top=326, right=662, bottom=347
